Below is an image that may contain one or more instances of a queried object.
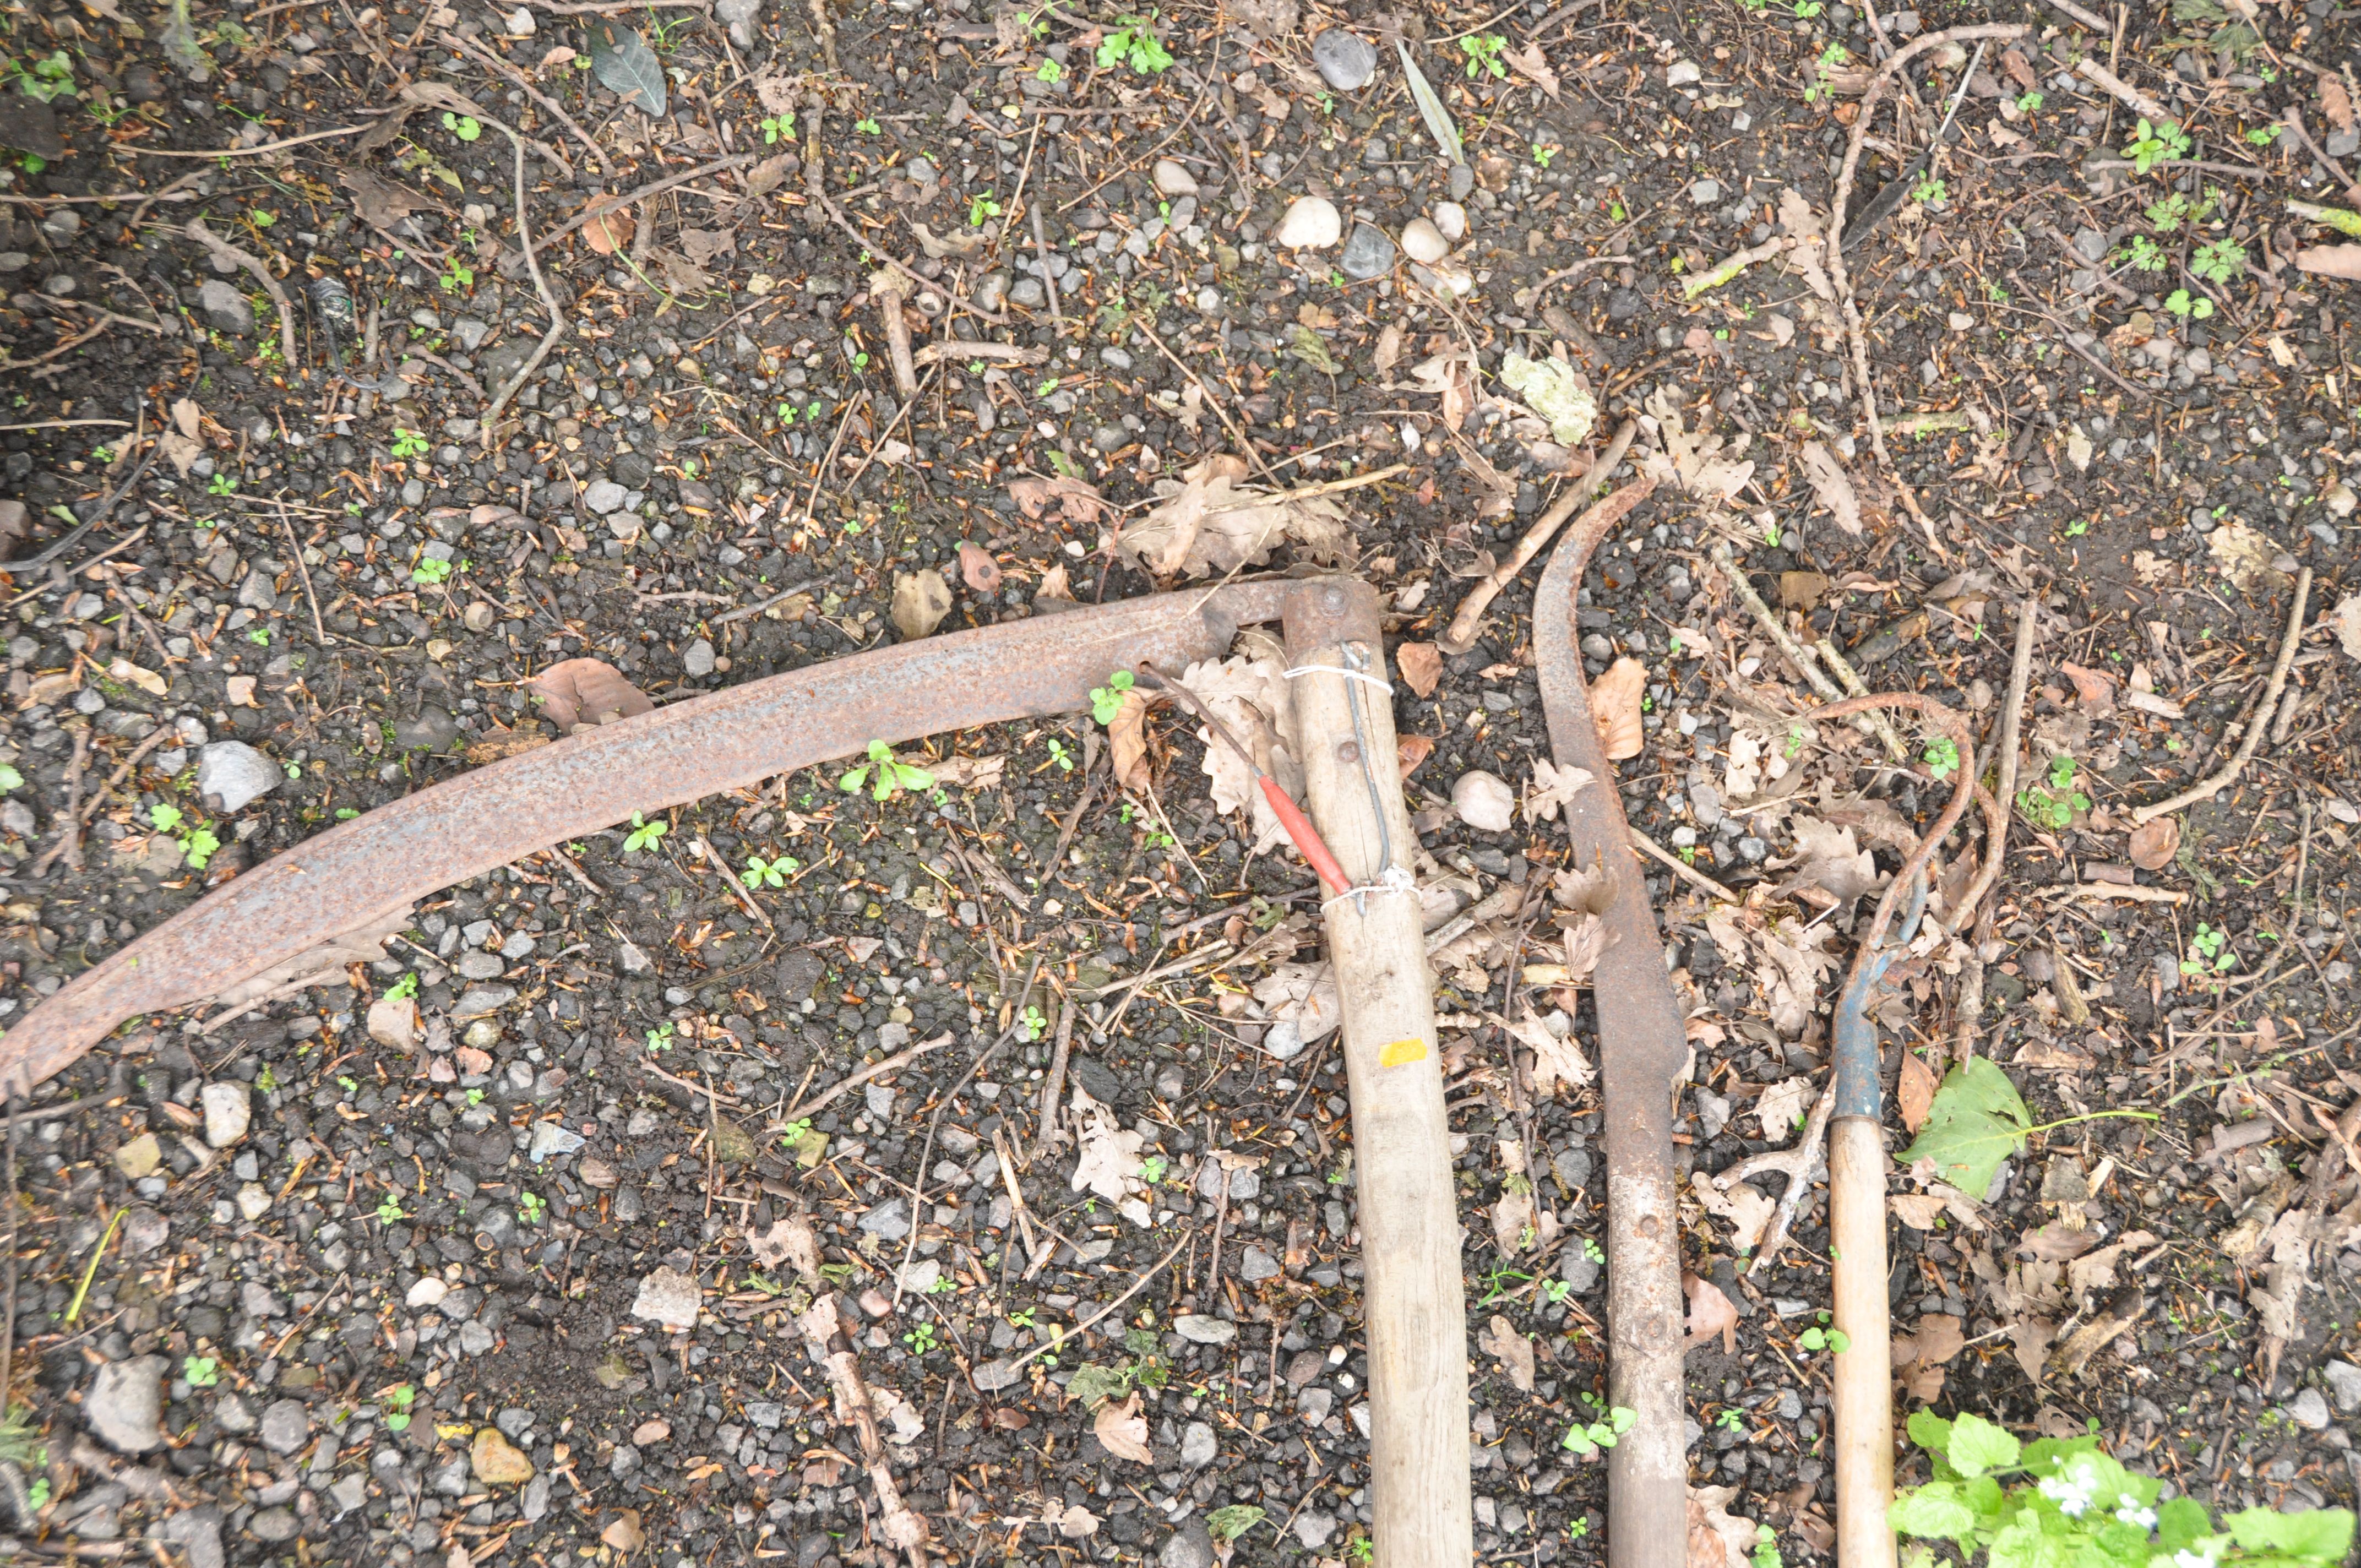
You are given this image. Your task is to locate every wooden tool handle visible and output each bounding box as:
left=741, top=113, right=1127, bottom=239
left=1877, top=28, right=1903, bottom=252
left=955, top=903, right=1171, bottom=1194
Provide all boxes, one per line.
left=1830, top=1115, right=1895, bottom=1568
left=1281, top=580, right=1472, bottom=1568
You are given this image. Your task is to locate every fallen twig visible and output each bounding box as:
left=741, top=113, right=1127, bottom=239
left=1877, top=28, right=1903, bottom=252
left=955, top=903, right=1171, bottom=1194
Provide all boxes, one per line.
left=2131, top=567, right=2310, bottom=824
left=1725, top=1082, right=1835, bottom=1278
left=1626, top=824, right=1738, bottom=902
left=692, top=834, right=772, bottom=929
left=1440, top=422, right=1638, bottom=654
left=2074, top=57, right=2167, bottom=120
left=537, top=154, right=753, bottom=251
left=136, top=122, right=382, bottom=159
left=1825, top=23, right=2029, bottom=537
left=185, top=219, right=300, bottom=371
left=869, top=269, right=920, bottom=400
left=986, top=1233, right=1192, bottom=1383
left=1951, top=598, right=2035, bottom=1060
left=481, top=130, right=569, bottom=447
left=1708, top=541, right=1908, bottom=760
left=444, top=28, right=607, bottom=175
left=777, top=1032, right=954, bottom=1123
left=803, top=97, right=1004, bottom=325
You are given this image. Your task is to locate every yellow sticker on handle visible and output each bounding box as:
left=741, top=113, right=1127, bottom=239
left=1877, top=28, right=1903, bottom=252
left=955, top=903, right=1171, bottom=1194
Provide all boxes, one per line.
left=1379, top=1038, right=1429, bottom=1068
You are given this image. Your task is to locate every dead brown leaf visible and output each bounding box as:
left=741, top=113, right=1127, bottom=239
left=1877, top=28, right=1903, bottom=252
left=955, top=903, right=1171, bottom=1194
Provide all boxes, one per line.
left=746, top=1216, right=817, bottom=1274
left=2001, top=47, right=2036, bottom=88
left=1092, top=1395, right=1154, bottom=1462
left=465, top=729, right=549, bottom=765
left=2295, top=244, right=2361, bottom=280
left=601, top=1510, right=647, bottom=1552
left=2128, top=815, right=2180, bottom=871
left=1590, top=657, right=1646, bottom=761
left=340, top=168, right=447, bottom=228
left=1478, top=1314, right=1537, bottom=1391
left=1008, top=475, right=1116, bottom=526
left=1108, top=688, right=1156, bottom=792
left=1684, top=1273, right=1740, bottom=1353
left=2058, top=661, right=2118, bottom=715
left=1396, top=733, right=1435, bottom=779
left=1118, top=454, right=1351, bottom=578
left=1898, top=1049, right=1937, bottom=1134
left=527, top=658, right=653, bottom=734
left=891, top=569, right=952, bottom=639
left=1396, top=640, right=1444, bottom=698
left=1797, top=442, right=1862, bottom=536
left=1688, top=1487, right=1760, bottom=1568
left=2017, top=1222, right=2100, bottom=1262
left=957, top=541, right=1003, bottom=593
left=581, top=201, right=635, bottom=255
left=1694, top=1170, right=1775, bottom=1251
left=1500, top=39, right=1561, bottom=99
left=2323, top=74, right=2355, bottom=133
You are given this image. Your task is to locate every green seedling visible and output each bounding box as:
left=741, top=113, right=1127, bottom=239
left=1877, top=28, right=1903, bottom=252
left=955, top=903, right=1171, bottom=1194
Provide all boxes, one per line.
left=2246, top=124, right=2281, bottom=145
left=2191, top=238, right=2246, bottom=285
left=645, top=1021, right=675, bottom=1053
left=438, top=260, right=474, bottom=293
left=412, top=557, right=454, bottom=585
left=1912, top=174, right=1947, bottom=205
left=855, top=116, right=880, bottom=134
left=517, top=1190, right=546, bottom=1224
left=1096, top=14, right=1173, bottom=74
left=2118, top=235, right=2167, bottom=273
left=2122, top=117, right=2191, bottom=175
left=381, top=1384, right=416, bottom=1432
left=387, top=972, right=419, bottom=1001
left=376, top=1194, right=406, bottom=1222
left=2016, top=754, right=2089, bottom=831
left=1803, top=43, right=1850, bottom=104
left=208, top=473, right=237, bottom=496
left=0, top=765, right=21, bottom=793
left=2015, top=90, right=2044, bottom=112
left=1923, top=737, right=1960, bottom=781
left=1046, top=737, right=1074, bottom=772
left=760, top=112, right=796, bottom=143
left=969, top=191, right=1003, bottom=226
left=1753, top=1525, right=1783, bottom=1568
left=623, top=811, right=667, bottom=853
left=904, top=1321, right=939, bottom=1354
left=391, top=429, right=429, bottom=460
left=1532, top=141, right=1557, bottom=167
left=744, top=853, right=797, bottom=888
left=2164, top=288, right=2214, bottom=320
left=440, top=111, right=481, bottom=141
left=182, top=1355, right=220, bottom=1388
left=1037, top=58, right=1063, bottom=82
left=1718, top=1408, right=1747, bottom=1432
left=839, top=739, right=935, bottom=801
left=1797, top=1312, right=1852, bottom=1354
left=1560, top=1405, right=1638, bottom=1457
left=10, top=52, right=77, bottom=103
left=1019, top=1004, right=1048, bottom=1041
left=1139, top=1155, right=1168, bottom=1184
left=1090, top=669, right=1135, bottom=725
left=2182, top=921, right=2236, bottom=977
left=1460, top=32, right=1507, bottom=78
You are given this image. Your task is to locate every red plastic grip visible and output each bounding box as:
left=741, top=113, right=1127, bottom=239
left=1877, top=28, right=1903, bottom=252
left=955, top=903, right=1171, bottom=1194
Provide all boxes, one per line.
left=1260, top=776, right=1352, bottom=896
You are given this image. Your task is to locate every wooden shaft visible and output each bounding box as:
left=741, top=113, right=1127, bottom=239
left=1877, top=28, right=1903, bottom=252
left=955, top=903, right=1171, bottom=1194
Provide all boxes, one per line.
left=1829, top=1116, right=1895, bottom=1568
left=1282, top=580, right=1473, bottom=1568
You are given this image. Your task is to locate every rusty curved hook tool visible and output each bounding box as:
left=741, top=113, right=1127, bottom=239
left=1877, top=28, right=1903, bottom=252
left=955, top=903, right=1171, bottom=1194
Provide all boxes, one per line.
left=0, top=580, right=1297, bottom=1096
left=1530, top=476, right=1687, bottom=1568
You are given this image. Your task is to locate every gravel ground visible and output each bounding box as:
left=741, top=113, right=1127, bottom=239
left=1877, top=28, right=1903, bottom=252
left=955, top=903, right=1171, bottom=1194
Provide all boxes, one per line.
left=2, top=0, right=2360, bottom=1565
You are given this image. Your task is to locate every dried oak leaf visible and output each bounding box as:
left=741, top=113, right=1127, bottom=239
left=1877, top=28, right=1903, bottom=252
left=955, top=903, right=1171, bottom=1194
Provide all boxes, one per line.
left=1396, top=733, right=1435, bottom=779
left=1068, top=1088, right=1145, bottom=1206
left=601, top=1511, right=647, bottom=1552
left=1395, top=640, right=1444, bottom=698
left=746, top=1216, right=818, bottom=1276
left=1688, top=1487, right=1760, bottom=1568
left=528, top=658, right=653, bottom=734
left=1118, top=454, right=1352, bottom=578
left=1797, top=441, right=1862, bottom=536
left=1589, top=656, right=1647, bottom=761
left=1502, top=39, right=1560, bottom=98
left=2058, top=660, right=2118, bottom=715
left=1008, top=474, right=1116, bottom=526
left=1523, top=758, right=1595, bottom=825
left=2206, top=518, right=2291, bottom=589
left=2128, top=815, right=2180, bottom=871
left=2323, top=74, right=2355, bottom=133
left=1093, top=1395, right=1154, bottom=1463
left=2295, top=244, right=2361, bottom=280
left=1478, top=1314, right=1537, bottom=1391
left=1695, top=1170, right=1775, bottom=1251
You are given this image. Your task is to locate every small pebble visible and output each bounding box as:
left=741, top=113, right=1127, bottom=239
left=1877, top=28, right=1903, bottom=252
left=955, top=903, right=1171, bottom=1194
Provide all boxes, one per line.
left=1152, top=158, right=1198, bottom=197
left=1275, top=195, right=1342, bottom=250
left=1432, top=202, right=1468, bottom=242
left=1400, top=216, right=1448, bottom=264
left=1452, top=771, right=1515, bottom=834
left=1310, top=29, right=1377, bottom=92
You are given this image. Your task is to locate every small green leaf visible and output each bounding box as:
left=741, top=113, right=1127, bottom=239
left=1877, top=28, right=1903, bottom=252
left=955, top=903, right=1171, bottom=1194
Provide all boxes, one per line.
left=1205, top=1505, right=1265, bottom=1545
left=1897, top=1058, right=2032, bottom=1199
left=1945, top=1413, right=2023, bottom=1478
left=2226, top=1507, right=2355, bottom=1562
left=1889, top=1484, right=1980, bottom=1543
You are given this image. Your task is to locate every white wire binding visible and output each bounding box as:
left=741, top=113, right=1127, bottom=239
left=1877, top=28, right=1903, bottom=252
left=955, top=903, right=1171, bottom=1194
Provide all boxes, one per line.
left=1280, top=663, right=1395, bottom=695
left=1320, top=862, right=1418, bottom=914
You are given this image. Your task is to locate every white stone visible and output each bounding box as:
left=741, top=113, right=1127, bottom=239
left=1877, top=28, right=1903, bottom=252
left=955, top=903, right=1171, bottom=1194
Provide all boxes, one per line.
left=2284, top=1386, right=2332, bottom=1431
left=1432, top=202, right=1468, bottom=242
left=407, top=1277, right=449, bottom=1308
left=196, top=740, right=281, bottom=813
left=1152, top=159, right=1198, bottom=198
left=1667, top=60, right=1701, bottom=85
left=1275, top=195, right=1342, bottom=251
left=201, top=1081, right=251, bottom=1147
left=505, top=7, right=533, bottom=33
left=1400, top=217, right=1449, bottom=264
left=236, top=1183, right=272, bottom=1221
left=2325, top=1360, right=2361, bottom=1413
left=1452, top=770, right=1515, bottom=834
left=632, top=1266, right=702, bottom=1331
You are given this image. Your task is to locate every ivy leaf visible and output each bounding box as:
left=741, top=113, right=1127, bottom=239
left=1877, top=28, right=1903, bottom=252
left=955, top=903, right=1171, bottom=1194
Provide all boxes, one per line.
left=1205, top=1505, right=1266, bottom=1545
left=589, top=22, right=667, bottom=117
left=1897, top=1058, right=2032, bottom=1200
left=1063, top=1363, right=1131, bottom=1409
left=1944, top=1413, right=2022, bottom=1479
left=1889, top=1484, right=1980, bottom=1543
left=2226, top=1507, right=2355, bottom=1563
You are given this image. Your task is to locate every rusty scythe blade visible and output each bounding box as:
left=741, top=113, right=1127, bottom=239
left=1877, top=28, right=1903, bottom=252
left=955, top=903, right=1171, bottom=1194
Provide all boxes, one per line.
left=0, top=582, right=1294, bottom=1096
left=1531, top=484, right=1687, bottom=1568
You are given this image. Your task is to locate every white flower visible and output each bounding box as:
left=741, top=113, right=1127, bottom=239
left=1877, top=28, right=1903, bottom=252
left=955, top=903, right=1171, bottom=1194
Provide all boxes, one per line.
left=2039, top=1474, right=2098, bottom=1517
left=2116, top=1504, right=2158, bottom=1531
left=2174, top=1545, right=2221, bottom=1568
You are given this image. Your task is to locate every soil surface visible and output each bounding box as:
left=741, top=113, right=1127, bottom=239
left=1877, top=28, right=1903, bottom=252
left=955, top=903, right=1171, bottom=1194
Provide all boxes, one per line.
left=2, top=0, right=2359, bottom=1565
